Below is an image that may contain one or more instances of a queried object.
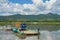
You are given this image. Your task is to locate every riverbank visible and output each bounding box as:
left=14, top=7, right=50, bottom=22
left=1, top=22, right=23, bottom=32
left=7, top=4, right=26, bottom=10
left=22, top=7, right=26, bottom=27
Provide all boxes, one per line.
left=0, top=21, right=60, bottom=25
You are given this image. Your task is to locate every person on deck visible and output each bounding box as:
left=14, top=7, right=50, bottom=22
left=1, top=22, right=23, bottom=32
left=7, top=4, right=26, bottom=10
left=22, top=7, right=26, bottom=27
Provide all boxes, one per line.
left=20, top=24, right=27, bottom=30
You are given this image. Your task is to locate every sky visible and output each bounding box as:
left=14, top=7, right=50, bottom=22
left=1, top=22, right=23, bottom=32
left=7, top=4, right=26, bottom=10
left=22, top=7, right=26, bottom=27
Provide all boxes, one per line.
left=0, top=0, right=60, bottom=16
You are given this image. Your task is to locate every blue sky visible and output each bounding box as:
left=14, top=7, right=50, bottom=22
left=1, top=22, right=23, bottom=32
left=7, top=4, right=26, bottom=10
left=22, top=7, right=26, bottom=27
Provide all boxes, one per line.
left=9, top=0, right=33, bottom=4
left=0, top=0, right=60, bottom=16
left=43, top=0, right=50, bottom=3
left=9, top=0, right=50, bottom=4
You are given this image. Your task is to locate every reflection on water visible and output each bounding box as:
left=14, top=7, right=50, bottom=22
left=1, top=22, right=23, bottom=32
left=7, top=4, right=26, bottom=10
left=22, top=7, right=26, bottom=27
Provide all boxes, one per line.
left=0, top=25, right=60, bottom=40
left=0, top=29, right=60, bottom=40
left=0, top=30, right=38, bottom=40
left=40, top=30, right=60, bottom=40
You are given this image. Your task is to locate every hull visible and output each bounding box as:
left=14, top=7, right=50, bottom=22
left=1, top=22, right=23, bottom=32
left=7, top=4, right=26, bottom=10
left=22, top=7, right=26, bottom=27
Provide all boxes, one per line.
left=22, top=30, right=39, bottom=36
left=6, top=29, right=40, bottom=36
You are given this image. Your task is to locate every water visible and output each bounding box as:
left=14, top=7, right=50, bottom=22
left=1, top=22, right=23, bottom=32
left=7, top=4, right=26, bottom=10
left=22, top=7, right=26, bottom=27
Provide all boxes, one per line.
left=0, top=25, right=60, bottom=40
left=0, top=29, right=38, bottom=40
left=40, top=30, right=60, bottom=40
left=0, top=29, right=60, bottom=40
left=27, top=25, right=60, bottom=31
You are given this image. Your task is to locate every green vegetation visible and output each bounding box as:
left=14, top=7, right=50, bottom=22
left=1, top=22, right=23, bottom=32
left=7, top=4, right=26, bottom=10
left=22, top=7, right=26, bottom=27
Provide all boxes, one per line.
left=0, top=20, right=60, bottom=25
left=0, top=13, right=60, bottom=21
left=0, top=13, right=60, bottom=31
left=0, top=20, right=60, bottom=31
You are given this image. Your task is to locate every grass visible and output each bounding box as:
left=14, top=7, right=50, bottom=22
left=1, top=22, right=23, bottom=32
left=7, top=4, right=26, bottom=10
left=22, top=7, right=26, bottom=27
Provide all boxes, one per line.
left=0, top=20, right=60, bottom=31
left=0, top=21, right=60, bottom=26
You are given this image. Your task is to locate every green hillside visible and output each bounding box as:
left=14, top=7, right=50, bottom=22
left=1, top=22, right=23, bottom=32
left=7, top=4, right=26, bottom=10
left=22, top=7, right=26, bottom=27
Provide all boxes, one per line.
left=0, top=13, right=60, bottom=21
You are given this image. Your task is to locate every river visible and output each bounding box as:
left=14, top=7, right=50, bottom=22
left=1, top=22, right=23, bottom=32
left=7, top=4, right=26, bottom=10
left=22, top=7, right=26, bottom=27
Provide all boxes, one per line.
left=0, top=29, right=60, bottom=40
left=0, top=25, right=60, bottom=40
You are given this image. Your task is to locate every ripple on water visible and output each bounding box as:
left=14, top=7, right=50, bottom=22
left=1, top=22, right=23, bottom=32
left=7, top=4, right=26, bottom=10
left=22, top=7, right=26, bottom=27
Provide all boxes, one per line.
left=0, top=30, right=60, bottom=40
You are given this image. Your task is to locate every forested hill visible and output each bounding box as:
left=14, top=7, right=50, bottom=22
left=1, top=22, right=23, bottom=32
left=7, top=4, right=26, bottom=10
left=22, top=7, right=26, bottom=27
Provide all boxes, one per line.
left=0, top=13, right=60, bottom=21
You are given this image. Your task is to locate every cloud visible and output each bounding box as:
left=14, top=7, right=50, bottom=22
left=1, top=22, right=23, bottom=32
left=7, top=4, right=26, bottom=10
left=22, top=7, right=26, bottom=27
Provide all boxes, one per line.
left=0, top=0, right=59, bottom=16
left=0, top=12, right=14, bottom=16
left=45, top=0, right=56, bottom=9
left=32, top=0, right=43, bottom=5
left=51, top=0, right=60, bottom=14
left=0, top=0, right=8, bottom=3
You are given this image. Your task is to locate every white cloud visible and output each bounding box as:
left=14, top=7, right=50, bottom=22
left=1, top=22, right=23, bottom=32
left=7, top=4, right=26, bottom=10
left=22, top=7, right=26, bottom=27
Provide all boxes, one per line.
left=51, top=0, right=60, bottom=14
left=45, top=0, right=56, bottom=9
left=0, top=0, right=8, bottom=3
left=32, top=0, right=43, bottom=5
left=0, top=13, right=13, bottom=16
left=23, top=4, right=36, bottom=11
left=0, top=0, right=60, bottom=16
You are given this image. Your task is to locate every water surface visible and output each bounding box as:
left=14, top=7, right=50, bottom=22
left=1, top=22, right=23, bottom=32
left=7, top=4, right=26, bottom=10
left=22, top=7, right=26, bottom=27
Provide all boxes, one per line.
left=0, top=25, right=60, bottom=40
